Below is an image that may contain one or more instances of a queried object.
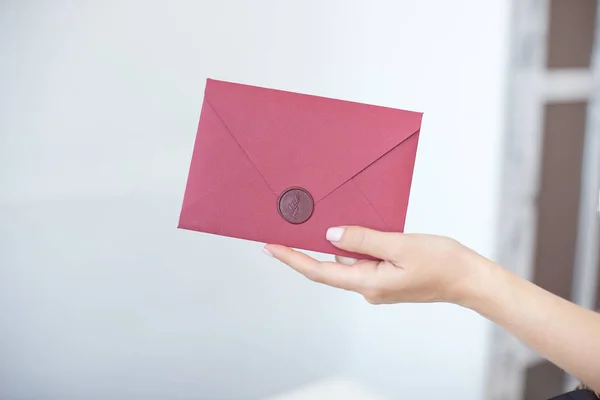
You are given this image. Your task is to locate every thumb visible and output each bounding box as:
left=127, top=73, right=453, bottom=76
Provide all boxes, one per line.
left=327, top=226, right=406, bottom=261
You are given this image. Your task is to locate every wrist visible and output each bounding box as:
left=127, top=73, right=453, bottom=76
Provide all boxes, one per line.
left=453, top=250, right=503, bottom=311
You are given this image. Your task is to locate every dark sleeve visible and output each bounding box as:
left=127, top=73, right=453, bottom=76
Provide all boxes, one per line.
left=549, top=390, right=599, bottom=400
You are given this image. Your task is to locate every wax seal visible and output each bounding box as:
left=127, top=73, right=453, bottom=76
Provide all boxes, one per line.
left=277, top=187, right=314, bottom=224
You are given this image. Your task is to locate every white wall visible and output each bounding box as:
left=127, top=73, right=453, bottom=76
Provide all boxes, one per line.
left=0, top=1, right=510, bottom=399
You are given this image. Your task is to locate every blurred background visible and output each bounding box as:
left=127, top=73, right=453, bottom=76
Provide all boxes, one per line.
left=0, top=1, right=598, bottom=399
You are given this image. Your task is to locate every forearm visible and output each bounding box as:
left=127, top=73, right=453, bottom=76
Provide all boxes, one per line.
left=462, top=259, right=600, bottom=391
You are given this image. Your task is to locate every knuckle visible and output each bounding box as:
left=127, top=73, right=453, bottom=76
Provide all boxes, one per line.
left=387, top=233, right=405, bottom=259
left=363, top=289, right=384, bottom=305
left=305, top=270, right=323, bottom=284
left=364, top=295, right=382, bottom=305
left=348, top=228, right=368, bottom=251
left=436, top=237, right=463, bottom=259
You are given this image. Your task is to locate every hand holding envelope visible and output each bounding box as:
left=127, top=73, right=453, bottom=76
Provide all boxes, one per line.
left=264, top=227, right=479, bottom=305
left=178, top=79, right=422, bottom=259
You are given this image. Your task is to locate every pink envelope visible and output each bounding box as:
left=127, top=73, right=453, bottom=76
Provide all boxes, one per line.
left=179, top=79, right=422, bottom=259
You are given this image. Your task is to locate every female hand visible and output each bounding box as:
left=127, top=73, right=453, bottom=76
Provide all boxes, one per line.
left=265, top=225, right=600, bottom=391
left=264, top=226, right=491, bottom=306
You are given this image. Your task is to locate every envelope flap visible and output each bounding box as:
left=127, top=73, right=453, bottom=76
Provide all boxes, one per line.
left=204, top=79, right=422, bottom=202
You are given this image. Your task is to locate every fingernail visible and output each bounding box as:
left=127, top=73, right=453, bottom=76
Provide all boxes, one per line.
left=263, top=247, right=273, bottom=257
left=337, top=256, right=358, bottom=265
left=326, top=227, right=345, bottom=242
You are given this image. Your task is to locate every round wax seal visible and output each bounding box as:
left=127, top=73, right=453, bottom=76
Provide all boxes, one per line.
left=277, top=187, right=314, bottom=224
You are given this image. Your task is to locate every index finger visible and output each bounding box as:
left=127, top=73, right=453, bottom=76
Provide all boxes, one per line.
left=265, top=245, right=362, bottom=292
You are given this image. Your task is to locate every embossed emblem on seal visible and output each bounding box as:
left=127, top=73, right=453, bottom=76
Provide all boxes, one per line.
left=277, top=187, right=314, bottom=224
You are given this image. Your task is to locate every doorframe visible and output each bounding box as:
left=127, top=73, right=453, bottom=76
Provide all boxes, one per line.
left=487, top=0, right=600, bottom=398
